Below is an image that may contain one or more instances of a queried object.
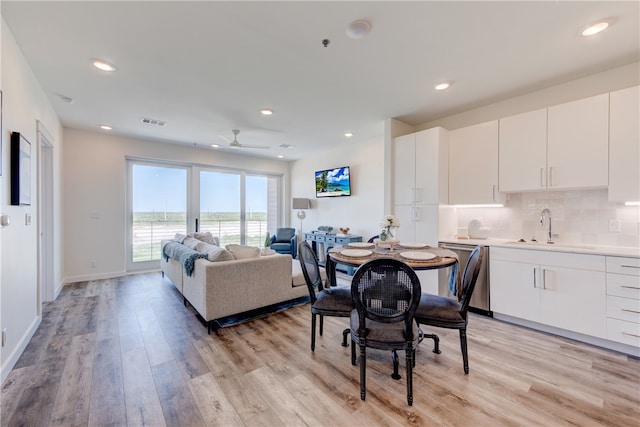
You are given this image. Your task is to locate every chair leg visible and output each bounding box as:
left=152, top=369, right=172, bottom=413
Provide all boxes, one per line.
left=351, top=337, right=356, bottom=365
left=342, top=328, right=349, bottom=347
left=359, top=340, right=367, bottom=401
left=424, top=333, right=441, bottom=354
left=391, top=350, right=401, bottom=380
left=311, top=314, right=317, bottom=352
left=319, top=315, right=324, bottom=336
left=459, top=328, right=469, bottom=374
left=406, top=346, right=414, bottom=406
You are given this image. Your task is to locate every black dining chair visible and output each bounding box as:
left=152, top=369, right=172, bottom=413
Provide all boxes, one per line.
left=350, top=258, right=422, bottom=406
left=298, top=242, right=352, bottom=351
left=414, top=245, right=484, bottom=374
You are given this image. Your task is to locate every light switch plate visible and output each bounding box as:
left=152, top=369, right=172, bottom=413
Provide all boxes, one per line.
left=609, top=219, right=621, bottom=233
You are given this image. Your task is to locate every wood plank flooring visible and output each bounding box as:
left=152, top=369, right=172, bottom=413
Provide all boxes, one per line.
left=2, top=272, right=639, bottom=426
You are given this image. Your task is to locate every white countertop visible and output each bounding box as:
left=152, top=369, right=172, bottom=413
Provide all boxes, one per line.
left=439, top=237, right=640, bottom=258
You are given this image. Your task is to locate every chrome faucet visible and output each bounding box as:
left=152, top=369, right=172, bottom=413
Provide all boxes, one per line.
left=540, top=208, right=553, bottom=244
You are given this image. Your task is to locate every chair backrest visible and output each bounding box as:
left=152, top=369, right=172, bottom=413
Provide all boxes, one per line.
left=298, top=241, right=323, bottom=303
left=351, top=258, right=421, bottom=338
left=459, top=246, right=484, bottom=313
left=367, top=235, right=379, bottom=243
left=275, top=227, right=295, bottom=242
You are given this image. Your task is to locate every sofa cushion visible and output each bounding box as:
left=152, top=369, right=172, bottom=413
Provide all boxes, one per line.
left=196, top=241, right=234, bottom=262
left=193, top=231, right=220, bottom=246
left=174, top=233, right=187, bottom=243
left=183, top=236, right=201, bottom=250
left=225, top=244, right=261, bottom=259
left=274, top=228, right=295, bottom=242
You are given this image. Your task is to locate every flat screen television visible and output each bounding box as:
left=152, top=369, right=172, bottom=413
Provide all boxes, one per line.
left=315, top=166, right=351, bottom=198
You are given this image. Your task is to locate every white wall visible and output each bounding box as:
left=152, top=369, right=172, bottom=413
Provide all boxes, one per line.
left=1, top=18, right=64, bottom=380
left=62, top=128, right=291, bottom=282
left=290, top=135, right=385, bottom=242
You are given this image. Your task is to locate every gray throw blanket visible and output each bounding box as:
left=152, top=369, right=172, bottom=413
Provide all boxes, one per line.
left=162, top=241, right=207, bottom=277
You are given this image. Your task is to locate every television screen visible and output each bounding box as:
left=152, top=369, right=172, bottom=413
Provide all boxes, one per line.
left=315, top=166, right=351, bottom=198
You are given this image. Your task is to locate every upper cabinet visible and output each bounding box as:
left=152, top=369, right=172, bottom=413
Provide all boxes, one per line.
left=499, top=108, right=547, bottom=192
left=609, top=85, right=639, bottom=203
left=547, top=93, right=609, bottom=190
left=499, top=93, right=610, bottom=192
left=393, top=127, right=448, bottom=206
left=449, top=120, right=504, bottom=205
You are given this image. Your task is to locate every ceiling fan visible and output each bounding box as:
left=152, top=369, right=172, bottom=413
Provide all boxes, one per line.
left=219, top=129, right=270, bottom=149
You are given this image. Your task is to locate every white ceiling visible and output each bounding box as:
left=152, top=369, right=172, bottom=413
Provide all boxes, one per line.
left=2, top=1, right=639, bottom=160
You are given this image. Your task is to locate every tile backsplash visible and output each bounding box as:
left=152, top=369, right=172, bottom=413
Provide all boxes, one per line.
left=452, top=189, right=640, bottom=248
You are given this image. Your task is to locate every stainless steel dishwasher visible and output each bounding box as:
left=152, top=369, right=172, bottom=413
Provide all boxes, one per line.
left=438, top=242, right=492, bottom=316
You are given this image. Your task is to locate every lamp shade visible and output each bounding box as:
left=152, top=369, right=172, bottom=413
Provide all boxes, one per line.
left=292, top=198, right=310, bottom=209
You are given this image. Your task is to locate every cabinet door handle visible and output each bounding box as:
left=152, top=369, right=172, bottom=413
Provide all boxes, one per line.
left=549, top=166, right=554, bottom=187
left=533, top=268, right=537, bottom=288
left=621, top=285, right=640, bottom=290
left=540, top=168, right=545, bottom=187
left=621, top=265, right=640, bottom=269
left=542, top=269, right=547, bottom=290
left=492, top=185, right=496, bottom=202
left=622, top=332, right=640, bottom=338
left=622, top=308, right=640, bottom=314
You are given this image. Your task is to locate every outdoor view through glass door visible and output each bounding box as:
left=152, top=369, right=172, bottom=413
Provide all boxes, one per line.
left=129, top=163, right=188, bottom=271
left=128, top=160, right=280, bottom=271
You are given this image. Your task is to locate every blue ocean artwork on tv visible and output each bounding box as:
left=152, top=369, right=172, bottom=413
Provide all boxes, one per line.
left=315, top=166, right=351, bottom=198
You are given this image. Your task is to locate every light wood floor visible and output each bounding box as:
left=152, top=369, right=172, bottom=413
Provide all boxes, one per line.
left=2, top=272, right=639, bottom=427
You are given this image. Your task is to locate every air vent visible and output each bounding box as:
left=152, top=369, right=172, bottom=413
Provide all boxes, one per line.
left=140, top=117, right=167, bottom=127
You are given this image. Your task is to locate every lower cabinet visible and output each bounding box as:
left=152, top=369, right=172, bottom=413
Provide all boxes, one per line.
left=605, top=256, right=640, bottom=346
left=490, top=247, right=606, bottom=339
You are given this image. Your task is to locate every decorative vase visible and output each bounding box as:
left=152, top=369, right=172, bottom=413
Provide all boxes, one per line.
left=385, top=226, right=394, bottom=239
left=379, top=230, right=388, bottom=241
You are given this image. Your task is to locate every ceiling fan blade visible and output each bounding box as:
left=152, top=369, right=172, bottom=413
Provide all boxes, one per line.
left=238, top=143, right=270, bottom=149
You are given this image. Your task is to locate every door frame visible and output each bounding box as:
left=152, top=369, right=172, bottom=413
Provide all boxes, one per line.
left=37, top=120, right=55, bottom=306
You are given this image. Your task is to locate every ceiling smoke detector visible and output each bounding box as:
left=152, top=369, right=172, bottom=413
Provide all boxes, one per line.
left=346, top=19, right=371, bottom=39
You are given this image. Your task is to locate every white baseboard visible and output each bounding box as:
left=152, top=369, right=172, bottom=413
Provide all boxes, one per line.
left=1, top=315, right=41, bottom=385
left=63, top=270, right=126, bottom=284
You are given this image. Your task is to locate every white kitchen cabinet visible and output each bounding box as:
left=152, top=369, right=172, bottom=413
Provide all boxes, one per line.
left=490, top=247, right=607, bottom=338
left=547, top=93, right=609, bottom=190
left=393, top=127, right=448, bottom=205
left=449, top=120, right=504, bottom=204
left=393, top=127, right=447, bottom=246
left=498, top=108, right=547, bottom=192
left=605, top=256, right=640, bottom=347
left=609, top=85, right=640, bottom=203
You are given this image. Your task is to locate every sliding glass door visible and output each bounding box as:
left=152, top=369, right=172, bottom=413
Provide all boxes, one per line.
left=127, top=159, right=281, bottom=272
left=128, top=162, right=188, bottom=271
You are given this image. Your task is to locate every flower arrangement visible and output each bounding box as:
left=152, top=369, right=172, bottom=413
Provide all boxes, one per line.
left=380, top=214, right=400, bottom=240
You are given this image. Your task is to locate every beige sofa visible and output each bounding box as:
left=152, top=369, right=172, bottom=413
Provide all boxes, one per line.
left=161, top=239, right=309, bottom=333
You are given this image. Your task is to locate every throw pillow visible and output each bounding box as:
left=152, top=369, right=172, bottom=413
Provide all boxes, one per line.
left=195, top=242, right=234, bottom=262
left=225, top=244, right=261, bottom=259
left=182, top=236, right=201, bottom=250
left=193, top=231, right=220, bottom=246
left=173, top=233, right=187, bottom=243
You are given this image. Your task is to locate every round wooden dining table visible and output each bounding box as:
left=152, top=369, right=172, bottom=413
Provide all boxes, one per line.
left=325, top=244, right=459, bottom=289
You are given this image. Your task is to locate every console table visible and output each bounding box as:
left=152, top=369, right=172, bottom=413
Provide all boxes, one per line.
left=303, top=232, right=363, bottom=274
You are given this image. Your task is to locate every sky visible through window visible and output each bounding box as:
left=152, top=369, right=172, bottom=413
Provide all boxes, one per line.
left=133, top=165, right=268, bottom=212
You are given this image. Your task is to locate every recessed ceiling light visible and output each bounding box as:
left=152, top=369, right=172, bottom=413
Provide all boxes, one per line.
left=277, top=155, right=284, bottom=158
left=581, top=21, right=609, bottom=37
left=346, top=19, right=371, bottom=39
left=99, top=125, right=112, bottom=130
left=344, top=132, right=354, bottom=138
left=260, top=109, right=273, bottom=116
left=92, top=58, right=117, bottom=72
left=211, top=144, right=220, bottom=148
left=434, top=81, right=452, bottom=91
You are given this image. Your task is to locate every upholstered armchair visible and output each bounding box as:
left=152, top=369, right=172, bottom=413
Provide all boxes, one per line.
left=270, top=227, right=297, bottom=258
